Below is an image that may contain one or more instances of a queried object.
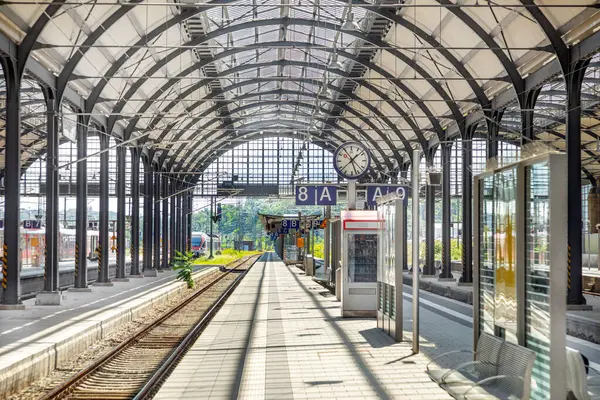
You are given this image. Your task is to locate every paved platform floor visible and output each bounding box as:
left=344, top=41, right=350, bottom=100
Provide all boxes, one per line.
left=156, top=253, right=454, bottom=400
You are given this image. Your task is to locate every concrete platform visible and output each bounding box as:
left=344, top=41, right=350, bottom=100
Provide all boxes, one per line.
left=156, top=253, right=453, bottom=400
left=0, top=265, right=216, bottom=399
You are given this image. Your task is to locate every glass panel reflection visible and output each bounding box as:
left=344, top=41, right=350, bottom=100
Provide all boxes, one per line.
left=479, top=176, right=495, bottom=335
left=525, top=161, right=551, bottom=400
left=493, top=168, right=518, bottom=342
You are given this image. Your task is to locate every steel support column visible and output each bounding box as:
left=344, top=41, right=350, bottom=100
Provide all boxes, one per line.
left=97, top=132, right=111, bottom=285
left=175, top=194, right=182, bottom=253
left=162, top=173, right=169, bottom=269
left=182, top=189, right=189, bottom=253
left=0, top=58, right=21, bottom=305
left=143, top=160, right=153, bottom=271
left=566, top=60, right=590, bottom=305
left=440, top=142, right=454, bottom=280
left=130, top=149, right=141, bottom=276
left=116, top=145, right=127, bottom=279
left=169, top=180, right=176, bottom=262
left=459, top=127, right=475, bottom=284
left=521, top=88, right=542, bottom=144
left=486, top=109, right=504, bottom=160
left=424, top=182, right=436, bottom=276
left=153, top=169, right=161, bottom=270
left=43, top=89, right=59, bottom=294
left=74, top=116, right=89, bottom=288
left=187, top=192, right=193, bottom=252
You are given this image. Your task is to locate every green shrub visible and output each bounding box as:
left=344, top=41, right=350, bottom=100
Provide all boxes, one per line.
left=173, top=251, right=195, bottom=289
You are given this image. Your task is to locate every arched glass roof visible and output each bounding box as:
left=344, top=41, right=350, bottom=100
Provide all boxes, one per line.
left=2, top=0, right=600, bottom=182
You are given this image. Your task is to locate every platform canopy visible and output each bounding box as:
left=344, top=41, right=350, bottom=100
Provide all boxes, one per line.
left=2, top=1, right=600, bottom=182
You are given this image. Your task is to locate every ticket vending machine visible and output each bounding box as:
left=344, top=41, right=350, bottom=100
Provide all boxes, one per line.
left=340, top=210, right=380, bottom=317
left=377, top=196, right=404, bottom=341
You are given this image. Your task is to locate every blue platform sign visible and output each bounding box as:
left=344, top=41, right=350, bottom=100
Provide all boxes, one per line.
left=279, top=227, right=289, bottom=234
left=282, top=219, right=299, bottom=229
left=316, top=186, right=337, bottom=205
left=296, top=185, right=337, bottom=206
left=0, top=220, right=3, bottom=229
left=23, top=220, right=42, bottom=229
left=366, top=186, right=409, bottom=206
left=295, top=185, right=316, bottom=205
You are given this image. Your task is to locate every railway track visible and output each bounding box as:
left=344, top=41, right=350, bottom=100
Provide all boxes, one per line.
left=40, top=255, right=261, bottom=400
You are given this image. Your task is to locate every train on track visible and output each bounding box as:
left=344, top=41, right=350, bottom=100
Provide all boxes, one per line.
left=191, top=231, right=221, bottom=257
left=0, top=227, right=113, bottom=269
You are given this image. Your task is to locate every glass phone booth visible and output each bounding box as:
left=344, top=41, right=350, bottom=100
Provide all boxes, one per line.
left=377, top=196, right=405, bottom=341
left=340, top=210, right=380, bottom=317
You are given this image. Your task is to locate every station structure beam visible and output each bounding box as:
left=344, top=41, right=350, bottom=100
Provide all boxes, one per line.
left=74, top=115, right=89, bottom=289
left=459, top=125, right=475, bottom=285
left=162, top=172, right=169, bottom=269
left=186, top=192, right=193, bottom=252
left=0, top=58, right=22, bottom=305
left=424, top=148, right=436, bottom=277
left=153, top=168, right=161, bottom=270
left=116, top=144, right=127, bottom=280
left=181, top=190, right=188, bottom=253
left=143, top=159, right=153, bottom=273
left=97, top=131, right=111, bottom=285
left=175, top=193, right=182, bottom=254
left=566, top=60, right=591, bottom=306
left=439, top=142, right=454, bottom=281
left=43, top=87, right=59, bottom=295
left=169, top=179, right=176, bottom=263
left=130, top=148, right=142, bottom=277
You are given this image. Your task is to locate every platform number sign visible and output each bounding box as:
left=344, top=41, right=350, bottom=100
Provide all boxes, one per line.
left=23, top=220, right=42, bottom=229
left=295, top=185, right=337, bottom=206
left=295, top=185, right=316, bottom=205
left=366, top=186, right=409, bottom=206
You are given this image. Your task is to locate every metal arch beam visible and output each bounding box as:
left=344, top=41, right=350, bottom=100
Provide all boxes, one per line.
left=146, top=81, right=406, bottom=166
left=186, top=131, right=341, bottom=186
left=171, top=113, right=389, bottom=173
left=127, top=57, right=427, bottom=151
left=176, top=117, right=385, bottom=173
left=81, top=19, right=464, bottom=136
left=152, top=87, right=400, bottom=170
left=18, top=0, right=67, bottom=75
left=173, top=113, right=386, bottom=173
left=519, top=0, right=569, bottom=74
left=148, top=89, right=392, bottom=169
left=121, top=52, right=437, bottom=148
left=434, top=0, right=524, bottom=98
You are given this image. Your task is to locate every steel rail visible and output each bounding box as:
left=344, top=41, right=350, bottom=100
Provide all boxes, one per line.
left=133, top=256, right=261, bottom=399
left=38, top=255, right=260, bottom=400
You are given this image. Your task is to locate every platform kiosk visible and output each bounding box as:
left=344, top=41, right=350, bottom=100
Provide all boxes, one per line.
left=340, top=209, right=380, bottom=317
left=474, top=153, right=567, bottom=400
left=376, top=194, right=405, bottom=341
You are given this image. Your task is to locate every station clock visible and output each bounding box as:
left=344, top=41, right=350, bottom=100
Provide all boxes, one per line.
left=333, top=142, right=371, bottom=180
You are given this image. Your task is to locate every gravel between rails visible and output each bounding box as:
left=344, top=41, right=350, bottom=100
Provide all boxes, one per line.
left=7, top=256, right=255, bottom=400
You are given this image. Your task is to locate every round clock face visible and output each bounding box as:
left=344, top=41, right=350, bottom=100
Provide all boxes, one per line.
left=333, top=142, right=371, bottom=180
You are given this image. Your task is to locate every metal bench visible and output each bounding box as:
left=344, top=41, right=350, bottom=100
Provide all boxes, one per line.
left=426, top=332, right=504, bottom=386
left=427, top=334, right=536, bottom=399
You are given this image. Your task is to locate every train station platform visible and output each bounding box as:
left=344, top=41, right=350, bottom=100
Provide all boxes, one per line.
left=0, top=266, right=216, bottom=399
left=155, top=253, right=456, bottom=400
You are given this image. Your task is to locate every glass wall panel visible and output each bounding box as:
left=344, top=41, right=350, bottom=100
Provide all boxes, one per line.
left=493, top=168, right=518, bottom=342
left=525, top=161, right=551, bottom=400
left=479, top=176, right=495, bottom=335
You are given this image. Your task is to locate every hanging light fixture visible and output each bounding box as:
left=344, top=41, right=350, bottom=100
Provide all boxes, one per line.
left=329, top=52, right=345, bottom=70
left=342, top=1, right=361, bottom=32
left=318, top=84, right=333, bottom=98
